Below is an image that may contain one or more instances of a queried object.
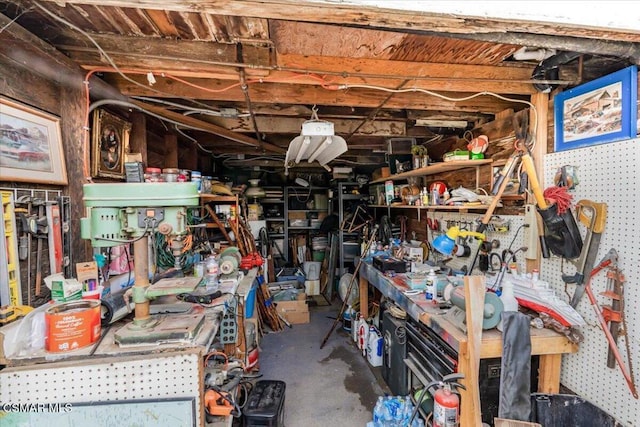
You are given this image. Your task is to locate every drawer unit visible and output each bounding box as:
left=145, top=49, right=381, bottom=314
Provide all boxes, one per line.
left=381, top=310, right=409, bottom=396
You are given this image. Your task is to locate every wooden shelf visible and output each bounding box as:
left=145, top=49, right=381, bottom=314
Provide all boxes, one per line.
left=370, top=159, right=492, bottom=184
left=370, top=204, right=489, bottom=211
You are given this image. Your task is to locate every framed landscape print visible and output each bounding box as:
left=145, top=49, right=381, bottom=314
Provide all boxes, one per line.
left=0, top=97, right=68, bottom=185
left=554, top=65, right=638, bottom=152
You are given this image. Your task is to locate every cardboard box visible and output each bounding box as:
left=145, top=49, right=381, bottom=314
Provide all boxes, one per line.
left=276, top=293, right=309, bottom=324
left=45, top=274, right=82, bottom=302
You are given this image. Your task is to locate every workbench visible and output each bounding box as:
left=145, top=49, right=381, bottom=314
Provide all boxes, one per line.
left=358, top=261, right=578, bottom=426
left=0, top=269, right=258, bottom=427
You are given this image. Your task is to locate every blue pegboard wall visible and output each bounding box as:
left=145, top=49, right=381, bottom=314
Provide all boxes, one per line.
left=542, top=138, right=640, bottom=426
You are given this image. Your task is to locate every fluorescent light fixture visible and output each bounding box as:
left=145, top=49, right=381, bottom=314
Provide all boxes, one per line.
left=415, top=119, right=468, bottom=128
left=285, top=108, right=348, bottom=175
left=307, top=136, right=332, bottom=163
left=295, top=136, right=312, bottom=163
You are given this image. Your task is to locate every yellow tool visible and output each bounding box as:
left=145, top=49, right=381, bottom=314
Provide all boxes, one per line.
left=0, top=305, right=33, bottom=324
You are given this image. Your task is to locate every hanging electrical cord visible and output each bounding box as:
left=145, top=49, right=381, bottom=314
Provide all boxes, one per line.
left=0, top=5, right=33, bottom=33
left=332, top=84, right=539, bottom=148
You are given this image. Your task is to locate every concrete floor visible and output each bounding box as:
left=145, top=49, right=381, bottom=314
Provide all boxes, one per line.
left=258, top=302, right=389, bottom=426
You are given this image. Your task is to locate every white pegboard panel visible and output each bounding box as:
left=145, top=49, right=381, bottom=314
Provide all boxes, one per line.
left=0, top=350, right=203, bottom=426
left=542, top=138, right=640, bottom=426
left=429, top=211, right=525, bottom=274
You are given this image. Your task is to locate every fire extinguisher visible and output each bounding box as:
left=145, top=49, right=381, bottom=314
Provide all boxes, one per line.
left=432, top=373, right=465, bottom=427
left=411, top=373, right=465, bottom=426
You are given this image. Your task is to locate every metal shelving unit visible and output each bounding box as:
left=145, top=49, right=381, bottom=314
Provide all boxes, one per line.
left=262, top=187, right=287, bottom=263
left=334, top=182, right=369, bottom=276
left=286, top=186, right=328, bottom=265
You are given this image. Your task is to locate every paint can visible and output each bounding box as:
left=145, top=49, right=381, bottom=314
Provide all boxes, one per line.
left=45, top=300, right=101, bottom=353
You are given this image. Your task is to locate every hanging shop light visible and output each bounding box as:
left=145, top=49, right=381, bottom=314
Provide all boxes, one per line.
left=284, top=107, right=347, bottom=175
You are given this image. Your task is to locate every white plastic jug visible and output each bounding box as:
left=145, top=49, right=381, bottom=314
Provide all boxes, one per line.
left=357, top=318, right=369, bottom=356
left=303, top=261, right=321, bottom=281
left=352, top=312, right=360, bottom=343
left=367, top=326, right=383, bottom=367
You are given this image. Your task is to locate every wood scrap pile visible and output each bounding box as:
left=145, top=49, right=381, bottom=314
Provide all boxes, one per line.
left=256, top=279, right=284, bottom=331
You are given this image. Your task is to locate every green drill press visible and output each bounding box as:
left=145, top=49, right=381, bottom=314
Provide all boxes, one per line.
left=81, top=182, right=205, bottom=345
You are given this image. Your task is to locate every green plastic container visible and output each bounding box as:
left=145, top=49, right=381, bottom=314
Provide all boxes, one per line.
left=312, top=250, right=325, bottom=262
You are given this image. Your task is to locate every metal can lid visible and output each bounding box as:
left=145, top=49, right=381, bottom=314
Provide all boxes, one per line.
left=163, top=168, right=179, bottom=174
left=146, top=167, right=161, bottom=174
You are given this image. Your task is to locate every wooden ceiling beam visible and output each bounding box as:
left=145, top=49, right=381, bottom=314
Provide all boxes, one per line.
left=108, top=75, right=527, bottom=114
left=74, top=52, right=537, bottom=94
left=207, top=115, right=406, bottom=136
left=38, top=0, right=640, bottom=44
left=54, top=31, right=272, bottom=77
left=132, top=100, right=287, bottom=154
left=276, top=54, right=538, bottom=94
left=54, top=31, right=539, bottom=94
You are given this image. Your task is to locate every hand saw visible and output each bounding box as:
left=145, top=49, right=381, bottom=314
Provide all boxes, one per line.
left=563, top=199, right=607, bottom=308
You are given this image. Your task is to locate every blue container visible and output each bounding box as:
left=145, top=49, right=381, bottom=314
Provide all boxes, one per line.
left=246, top=284, right=257, bottom=318
left=275, top=268, right=305, bottom=286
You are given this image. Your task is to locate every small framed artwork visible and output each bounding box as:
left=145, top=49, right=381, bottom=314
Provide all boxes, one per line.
left=92, top=109, right=131, bottom=179
left=554, top=65, right=638, bottom=152
left=0, top=97, right=68, bottom=185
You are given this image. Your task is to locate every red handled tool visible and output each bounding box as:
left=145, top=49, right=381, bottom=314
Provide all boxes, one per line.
left=583, top=249, right=638, bottom=399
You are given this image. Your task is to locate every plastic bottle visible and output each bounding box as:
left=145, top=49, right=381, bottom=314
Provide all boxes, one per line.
left=425, top=269, right=437, bottom=301
left=421, top=187, right=429, bottom=206
left=532, top=268, right=540, bottom=282
left=204, top=255, right=219, bottom=290
left=497, top=279, right=518, bottom=332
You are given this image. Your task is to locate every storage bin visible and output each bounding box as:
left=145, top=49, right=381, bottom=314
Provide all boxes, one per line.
left=312, top=250, right=325, bottom=262
left=288, top=219, right=308, bottom=227
left=343, top=242, right=360, bottom=258
left=276, top=268, right=306, bottom=285
left=405, top=272, right=427, bottom=290
left=245, top=283, right=257, bottom=318
left=314, top=193, right=328, bottom=210
left=244, top=380, right=286, bottom=427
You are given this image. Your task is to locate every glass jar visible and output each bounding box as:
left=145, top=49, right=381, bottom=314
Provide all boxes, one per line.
left=163, top=168, right=179, bottom=182
left=191, top=171, right=202, bottom=192
left=145, top=167, right=162, bottom=183
left=201, top=176, right=212, bottom=194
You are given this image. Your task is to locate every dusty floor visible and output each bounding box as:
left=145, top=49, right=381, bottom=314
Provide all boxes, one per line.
left=257, top=302, right=389, bottom=426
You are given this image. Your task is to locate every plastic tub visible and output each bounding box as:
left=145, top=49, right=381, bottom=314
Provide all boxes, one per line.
left=312, top=250, right=325, bottom=262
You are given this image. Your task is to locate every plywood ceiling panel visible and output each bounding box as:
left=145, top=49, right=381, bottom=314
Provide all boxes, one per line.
left=270, top=20, right=518, bottom=65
